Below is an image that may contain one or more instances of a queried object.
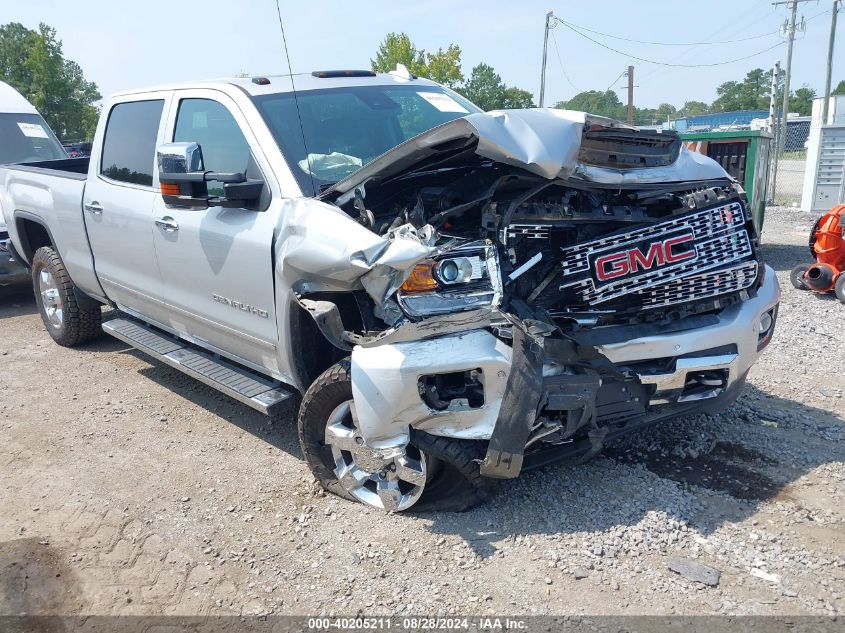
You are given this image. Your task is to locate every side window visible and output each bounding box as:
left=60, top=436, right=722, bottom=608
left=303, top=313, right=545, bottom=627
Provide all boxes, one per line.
left=100, top=100, right=164, bottom=186
left=173, top=99, right=251, bottom=196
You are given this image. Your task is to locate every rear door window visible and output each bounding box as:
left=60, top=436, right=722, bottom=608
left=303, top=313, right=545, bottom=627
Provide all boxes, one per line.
left=100, top=100, right=164, bottom=187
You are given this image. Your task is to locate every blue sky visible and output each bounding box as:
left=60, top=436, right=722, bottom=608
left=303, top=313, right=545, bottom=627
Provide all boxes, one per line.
left=5, top=0, right=842, bottom=109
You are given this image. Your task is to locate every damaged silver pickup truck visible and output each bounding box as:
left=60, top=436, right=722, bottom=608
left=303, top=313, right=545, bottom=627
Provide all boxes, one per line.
left=0, top=69, right=780, bottom=512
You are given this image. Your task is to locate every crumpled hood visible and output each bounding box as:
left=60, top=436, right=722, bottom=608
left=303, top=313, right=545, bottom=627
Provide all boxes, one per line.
left=322, top=108, right=728, bottom=199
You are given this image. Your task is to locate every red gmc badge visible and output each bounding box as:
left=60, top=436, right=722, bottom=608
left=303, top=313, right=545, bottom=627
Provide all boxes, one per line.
left=593, top=232, right=697, bottom=282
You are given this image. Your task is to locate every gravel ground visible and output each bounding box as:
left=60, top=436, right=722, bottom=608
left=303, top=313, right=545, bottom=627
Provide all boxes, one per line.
left=1, top=205, right=843, bottom=618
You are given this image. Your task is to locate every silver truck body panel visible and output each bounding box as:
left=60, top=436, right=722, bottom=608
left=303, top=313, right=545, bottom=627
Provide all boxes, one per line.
left=350, top=329, right=513, bottom=447
left=0, top=168, right=106, bottom=301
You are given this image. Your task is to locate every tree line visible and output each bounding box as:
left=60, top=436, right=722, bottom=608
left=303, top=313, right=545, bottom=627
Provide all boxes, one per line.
left=374, top=32, right=845, bottom=125
left=371, top=33, right=535, bottom=110
left=2, top=23, right=845, bottom=142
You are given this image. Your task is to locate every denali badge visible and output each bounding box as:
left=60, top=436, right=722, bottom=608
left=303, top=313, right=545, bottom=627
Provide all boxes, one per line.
left=212, top=294, right=269, bottom=318
left=593, top=233, right=696, bottom=282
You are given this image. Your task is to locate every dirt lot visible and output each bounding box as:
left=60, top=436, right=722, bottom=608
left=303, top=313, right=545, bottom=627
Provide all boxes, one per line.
left=1, top=205, right=843, bottom=618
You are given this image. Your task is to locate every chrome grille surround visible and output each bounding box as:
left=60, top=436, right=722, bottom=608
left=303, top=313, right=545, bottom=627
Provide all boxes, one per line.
left=557, top=201, right=757, bottom=309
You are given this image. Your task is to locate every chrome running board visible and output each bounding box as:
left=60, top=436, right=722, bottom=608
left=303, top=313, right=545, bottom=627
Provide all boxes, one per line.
left=103, top=316, right=294, bottom=416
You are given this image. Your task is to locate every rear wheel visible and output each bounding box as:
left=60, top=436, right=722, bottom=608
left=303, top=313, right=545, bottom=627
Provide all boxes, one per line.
left=32, top=246, right=102, bottom=346
left=790, top=264, right=810, bottom=290
left=297, top=359, right=493, bottom=512
left=835, top=274, right=845, bottom=304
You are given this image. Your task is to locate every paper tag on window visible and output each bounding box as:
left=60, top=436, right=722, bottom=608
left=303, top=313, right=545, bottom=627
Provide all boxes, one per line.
left=17, top=122, right=49, bottom=138
left=417, top=92, right=468, bottom=113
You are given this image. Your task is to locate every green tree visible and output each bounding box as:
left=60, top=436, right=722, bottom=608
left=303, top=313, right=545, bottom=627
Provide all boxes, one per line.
left=789, top=85, right=816, bottom=116
left=0, top=22, right=100, bottom=139
left=655, top=102, right=677, bottom=120
left=554, top=90, right=625, bottom=119
left=460, top=63, right=506, bottom=111
left=370, top=32, right=427, bottom=77
left=424, top=45, right=463, bottom=88
left=834, top=80, right=845, bottom=96
left=501, top=86, right=534, bottom=109
left=681, top=100, right=709, bottom=116
left=711, top=68, right=772, bottom=112
left=0, top=22, right=37, bottom=89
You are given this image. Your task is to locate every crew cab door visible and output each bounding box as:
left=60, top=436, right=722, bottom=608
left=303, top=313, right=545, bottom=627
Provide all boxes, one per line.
left=151, top=90, right=280, bottom=373
left=83, top=94, right=172, bottom=322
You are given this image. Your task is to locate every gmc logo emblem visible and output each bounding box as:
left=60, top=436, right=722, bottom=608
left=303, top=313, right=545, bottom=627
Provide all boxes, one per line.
left=594, top=233, right=696, bottom=282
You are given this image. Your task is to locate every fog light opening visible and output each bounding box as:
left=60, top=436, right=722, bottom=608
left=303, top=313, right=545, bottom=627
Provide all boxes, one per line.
left=757, top=307, right=777, bottom=350
left=759, top=312, right=773, bottom=335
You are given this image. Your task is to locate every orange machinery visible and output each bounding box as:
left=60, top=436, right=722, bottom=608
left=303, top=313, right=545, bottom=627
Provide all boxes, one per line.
left=791, top=204, right=845, bottom=303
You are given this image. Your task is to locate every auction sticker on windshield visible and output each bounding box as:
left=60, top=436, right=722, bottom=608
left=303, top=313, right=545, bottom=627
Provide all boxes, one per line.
left=17, top=122, right=49, bottom=138
left=417, top=92, right=468, bottom=113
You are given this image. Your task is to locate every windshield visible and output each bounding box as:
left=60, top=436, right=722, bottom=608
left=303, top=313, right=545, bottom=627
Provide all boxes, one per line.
left=0, top=113, right=66, bottom=164
left=252, top=84, right=481, bottom=196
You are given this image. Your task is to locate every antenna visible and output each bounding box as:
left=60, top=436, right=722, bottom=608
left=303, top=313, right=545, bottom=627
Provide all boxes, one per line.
left=274, top=0, right=316, bottom=195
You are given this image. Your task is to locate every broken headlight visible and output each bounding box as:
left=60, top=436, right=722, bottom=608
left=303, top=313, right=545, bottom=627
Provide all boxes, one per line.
left=396, top=241, right=502, bottom=318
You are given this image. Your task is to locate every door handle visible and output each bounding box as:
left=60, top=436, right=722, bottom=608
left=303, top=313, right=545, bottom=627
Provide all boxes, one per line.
left=84, top=201, right=103, bottom=215
left=154, top=216, right=179, bottom=232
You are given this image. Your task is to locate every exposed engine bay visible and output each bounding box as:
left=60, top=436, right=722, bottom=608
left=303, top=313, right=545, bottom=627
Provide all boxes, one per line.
left=326, top=154, right=762, bottom=333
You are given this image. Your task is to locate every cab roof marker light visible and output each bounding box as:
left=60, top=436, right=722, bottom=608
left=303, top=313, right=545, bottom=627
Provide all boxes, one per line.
left=251, top=77, right=271, bottom=85
left=311, top=70, right=376, bottom=78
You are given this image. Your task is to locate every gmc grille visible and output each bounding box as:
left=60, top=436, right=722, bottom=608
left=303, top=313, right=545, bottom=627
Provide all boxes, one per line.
left=558, top=201, right=757, bottom=310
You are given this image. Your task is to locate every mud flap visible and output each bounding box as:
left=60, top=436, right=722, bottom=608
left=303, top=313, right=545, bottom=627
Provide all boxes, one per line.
left=479, top=324, right=544, bottom=479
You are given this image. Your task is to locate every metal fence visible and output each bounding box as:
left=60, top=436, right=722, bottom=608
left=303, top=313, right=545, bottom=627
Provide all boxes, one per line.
left=768, top=120, right=811, bottom=206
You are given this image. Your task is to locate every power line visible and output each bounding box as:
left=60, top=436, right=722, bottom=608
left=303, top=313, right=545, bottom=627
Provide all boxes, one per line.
left=605, top=70, right=627, bottom=93
left=554, top=19, right=786, bottom=68
left=550, top=29, right=579, bottom=92
left=554, top=18, right=780, bottom=46
left=640, top=0, right=773, bottom=81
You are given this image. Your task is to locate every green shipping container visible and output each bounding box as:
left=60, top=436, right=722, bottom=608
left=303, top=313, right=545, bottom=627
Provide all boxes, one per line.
left=679, top=130, right=772, bottom=233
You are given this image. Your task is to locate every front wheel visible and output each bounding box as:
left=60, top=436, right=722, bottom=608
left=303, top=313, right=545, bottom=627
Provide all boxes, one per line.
left=297, top=359, right=494, bottom=512
left=32, top=246, right=102, bottom=346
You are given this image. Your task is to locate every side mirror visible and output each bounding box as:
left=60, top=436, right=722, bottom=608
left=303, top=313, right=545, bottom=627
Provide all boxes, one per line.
left=156, top=141, right=264, bottom=209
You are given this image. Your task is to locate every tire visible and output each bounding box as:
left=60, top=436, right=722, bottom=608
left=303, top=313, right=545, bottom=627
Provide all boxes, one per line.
left=790, top=264, right=810, bottom=290
left=297, top=359, right=494, bottom=512
left=835, top=274, right=845, bottom=304
left=809, top=215, right=822, bottom=258
left=32, top=246, right=102, bottom=346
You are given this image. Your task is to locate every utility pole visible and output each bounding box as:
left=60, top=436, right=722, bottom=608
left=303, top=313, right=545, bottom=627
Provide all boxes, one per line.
left=772, top=0, right=811, bottom=161
left=768, top=60, right=782, bottom=202
left=822, top=0, right=841, bottom=124
left=539, top=10, right=554, bottom=108
left=626, top=65, right=634, bottom=125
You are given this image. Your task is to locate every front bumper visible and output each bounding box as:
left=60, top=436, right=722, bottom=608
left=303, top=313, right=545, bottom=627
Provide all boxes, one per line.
left=0, top=238, right=30, bottom=287
left=350, top=266, right=781, bottom=455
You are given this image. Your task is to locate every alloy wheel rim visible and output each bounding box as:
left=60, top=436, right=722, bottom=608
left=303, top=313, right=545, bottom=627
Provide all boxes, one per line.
left=38, top=269, right=63, bottom=329
left=325, top=400, right=427, bottom=511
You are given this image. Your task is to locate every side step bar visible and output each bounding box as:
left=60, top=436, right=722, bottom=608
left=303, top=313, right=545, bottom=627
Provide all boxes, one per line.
left=102, top=317, right=295, bottom=416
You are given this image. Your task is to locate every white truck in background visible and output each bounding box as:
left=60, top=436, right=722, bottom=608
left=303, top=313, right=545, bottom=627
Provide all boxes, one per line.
left=0, top=70, right=780, bottom=512
left=0, top=81, right=67, bottom=286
